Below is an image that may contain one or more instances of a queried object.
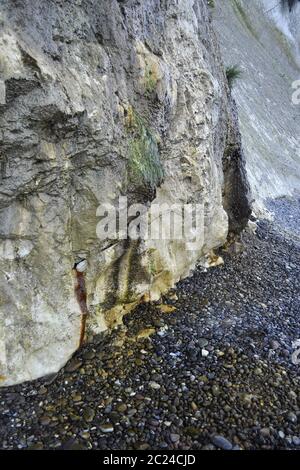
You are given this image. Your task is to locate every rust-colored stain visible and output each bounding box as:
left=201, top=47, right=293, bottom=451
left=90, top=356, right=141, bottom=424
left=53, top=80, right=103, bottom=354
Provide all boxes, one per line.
left=74, top=269, right=88, bottom=348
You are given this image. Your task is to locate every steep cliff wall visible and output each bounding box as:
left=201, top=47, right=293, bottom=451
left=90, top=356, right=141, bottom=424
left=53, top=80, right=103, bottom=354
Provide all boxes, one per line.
left=0, top=0, right=250, bottom=386
left=214, top=0, right=300, bottom=211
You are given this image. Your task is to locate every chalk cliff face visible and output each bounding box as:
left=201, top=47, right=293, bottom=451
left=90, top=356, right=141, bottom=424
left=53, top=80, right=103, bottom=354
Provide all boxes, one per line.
left=0, top=0, right=250, bottom=386
left=214, top=0, right=300, bottom=211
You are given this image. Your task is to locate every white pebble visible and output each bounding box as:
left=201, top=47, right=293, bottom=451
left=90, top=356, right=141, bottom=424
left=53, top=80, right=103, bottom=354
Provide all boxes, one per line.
left=75, top=259, right=87, bottom=272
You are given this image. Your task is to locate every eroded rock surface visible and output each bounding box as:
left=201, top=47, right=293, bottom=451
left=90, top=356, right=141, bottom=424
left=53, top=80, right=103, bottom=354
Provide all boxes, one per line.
left=214, top=0, right=300, bottom=210
left=0, top=0, right=250, bottom=385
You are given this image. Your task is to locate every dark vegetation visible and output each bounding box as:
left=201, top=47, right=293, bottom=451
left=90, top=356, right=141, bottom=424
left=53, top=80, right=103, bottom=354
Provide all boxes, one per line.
left=226, top=65, right=243, bottom=89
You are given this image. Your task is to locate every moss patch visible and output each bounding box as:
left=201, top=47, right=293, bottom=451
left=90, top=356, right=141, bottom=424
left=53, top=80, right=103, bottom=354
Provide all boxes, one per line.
left=144, top=62, right=159, bottom=94
left=147, top=248, right=159, bottom=277
left=271, top=26, right=300, bottom=71
left=231, top=0, right=260, bottom=42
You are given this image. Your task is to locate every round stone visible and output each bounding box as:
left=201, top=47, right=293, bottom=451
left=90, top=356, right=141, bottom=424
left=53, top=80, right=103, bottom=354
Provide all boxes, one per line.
left=99, top=423, right=114, bottom=433
left=211, top=435, right=233, bottom=450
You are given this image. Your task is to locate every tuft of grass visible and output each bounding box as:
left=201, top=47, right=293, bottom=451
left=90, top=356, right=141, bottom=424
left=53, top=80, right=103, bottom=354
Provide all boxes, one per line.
left=226, top=65, right=243, bottom=89
left=125, top=106, right=164, bottom=191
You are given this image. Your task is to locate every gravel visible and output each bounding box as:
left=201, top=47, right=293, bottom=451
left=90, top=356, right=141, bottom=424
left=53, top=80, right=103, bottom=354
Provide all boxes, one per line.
left=266, top=194, right=300, bottom=239
left=0, top=205, right=300, bottom=450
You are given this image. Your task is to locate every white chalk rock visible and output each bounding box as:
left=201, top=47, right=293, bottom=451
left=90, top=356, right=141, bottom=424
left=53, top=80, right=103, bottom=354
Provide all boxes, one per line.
left=75, top=259, right=87, bottom=272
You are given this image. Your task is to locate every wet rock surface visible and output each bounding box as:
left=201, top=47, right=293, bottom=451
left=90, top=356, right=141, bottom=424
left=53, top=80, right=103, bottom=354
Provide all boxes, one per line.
left=0, top=218, right=299, bottom=450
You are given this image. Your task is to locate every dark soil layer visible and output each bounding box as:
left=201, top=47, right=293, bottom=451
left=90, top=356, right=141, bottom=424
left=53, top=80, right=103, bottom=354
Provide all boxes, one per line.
left=0, top=215, right=299, bottom=450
